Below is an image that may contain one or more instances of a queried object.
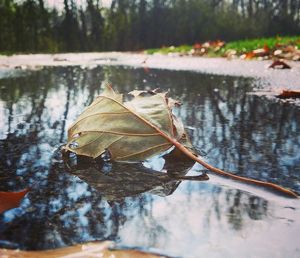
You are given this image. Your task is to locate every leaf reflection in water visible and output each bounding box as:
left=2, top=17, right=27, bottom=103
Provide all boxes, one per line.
left=64, top=147, right=209, bottom=201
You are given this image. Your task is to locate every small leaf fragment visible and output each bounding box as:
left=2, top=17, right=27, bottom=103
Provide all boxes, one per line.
left=276, top=90, right=300, bottom=99
left=0, top=189, right=29, bottom=214
left=269, top=60, right=291, bottom=69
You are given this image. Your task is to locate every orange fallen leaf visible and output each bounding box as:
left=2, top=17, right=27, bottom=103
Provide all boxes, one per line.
left=0, top=189, right=29, bottom=214
left=241, top=51, right=255, bottom=59
left=0, top=241, right=166, bottom=258
left=252, top=48, right=269, bottom=57
left=263, top=44, right=270, bottom=53
left=193, top=43, right=202, bottom=49
left=276, top=90, right=300, bottom=99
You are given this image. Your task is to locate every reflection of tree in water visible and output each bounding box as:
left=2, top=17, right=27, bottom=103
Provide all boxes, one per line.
left=223, top=189, right=268, bottom=231
left=0, top=67, right=104, bottom=187
left=0, top=66, right=298, bottom=250
left=0, top=72, right=50, bottom=189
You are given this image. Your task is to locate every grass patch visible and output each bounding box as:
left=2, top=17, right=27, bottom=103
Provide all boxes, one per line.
left=145, top=35, right=300, bottom=57
left=222, top=36, right=300, bottom=54
left=145, top=45, right=193, bottom=55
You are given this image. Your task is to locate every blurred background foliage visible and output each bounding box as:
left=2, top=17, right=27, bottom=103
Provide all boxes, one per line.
left=0, top=0, right=300, bottom=53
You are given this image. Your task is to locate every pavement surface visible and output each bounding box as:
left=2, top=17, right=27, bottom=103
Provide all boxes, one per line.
left=0, top=52, right=299, bottom=93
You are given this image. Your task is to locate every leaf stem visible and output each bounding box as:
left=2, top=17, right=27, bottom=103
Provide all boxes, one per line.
left=172, top=139, right=298, bottom=198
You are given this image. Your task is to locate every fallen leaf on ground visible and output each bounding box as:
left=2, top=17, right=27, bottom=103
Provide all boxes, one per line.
left=192, top=40, right=225, bottom=56
left=269, top=60, right=291, bottom=69
left=240, top=52, right=255, bottom=59
left=253, top=47, right=269, bottom=57
left=0, top=241, right=167, bottom=258
left=193, top=43, right=202, bottom=49
left=0, top=189, right=29, bottom=214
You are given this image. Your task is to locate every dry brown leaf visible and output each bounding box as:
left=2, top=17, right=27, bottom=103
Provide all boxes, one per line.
left=64, top=84, right=194, bottom=161
left=0, top=241, right=166, bottom=258
left=64, top=85, right=298, bottom=198
left=240, top=52, right=255, bottom=60
left=269, top=60, right=291, bottom=69
left=276, top=90, right=300, bottom=99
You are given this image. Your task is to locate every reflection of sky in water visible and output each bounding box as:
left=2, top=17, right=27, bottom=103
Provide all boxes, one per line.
left=0, top=66, right=300, bottom=257
left=118, top=186, right=297, bottom=258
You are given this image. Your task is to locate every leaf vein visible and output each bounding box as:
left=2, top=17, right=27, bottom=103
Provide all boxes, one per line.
left=73, top=130, right=161, bottom=138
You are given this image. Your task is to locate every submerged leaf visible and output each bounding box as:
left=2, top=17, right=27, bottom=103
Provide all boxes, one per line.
left=0, top=189, right=29, bottom=214
left=65, top=84, right=194, bottom=161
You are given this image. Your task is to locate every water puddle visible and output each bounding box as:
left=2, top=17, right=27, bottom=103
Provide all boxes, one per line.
left=0, top=66, right=299, bottom=257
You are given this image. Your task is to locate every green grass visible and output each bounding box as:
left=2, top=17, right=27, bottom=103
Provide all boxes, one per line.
left=222, top=36, right=300, bottom=54
left=145, top=36, right=300, bottom=56
left=145, top=45, right=193, bottom=55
